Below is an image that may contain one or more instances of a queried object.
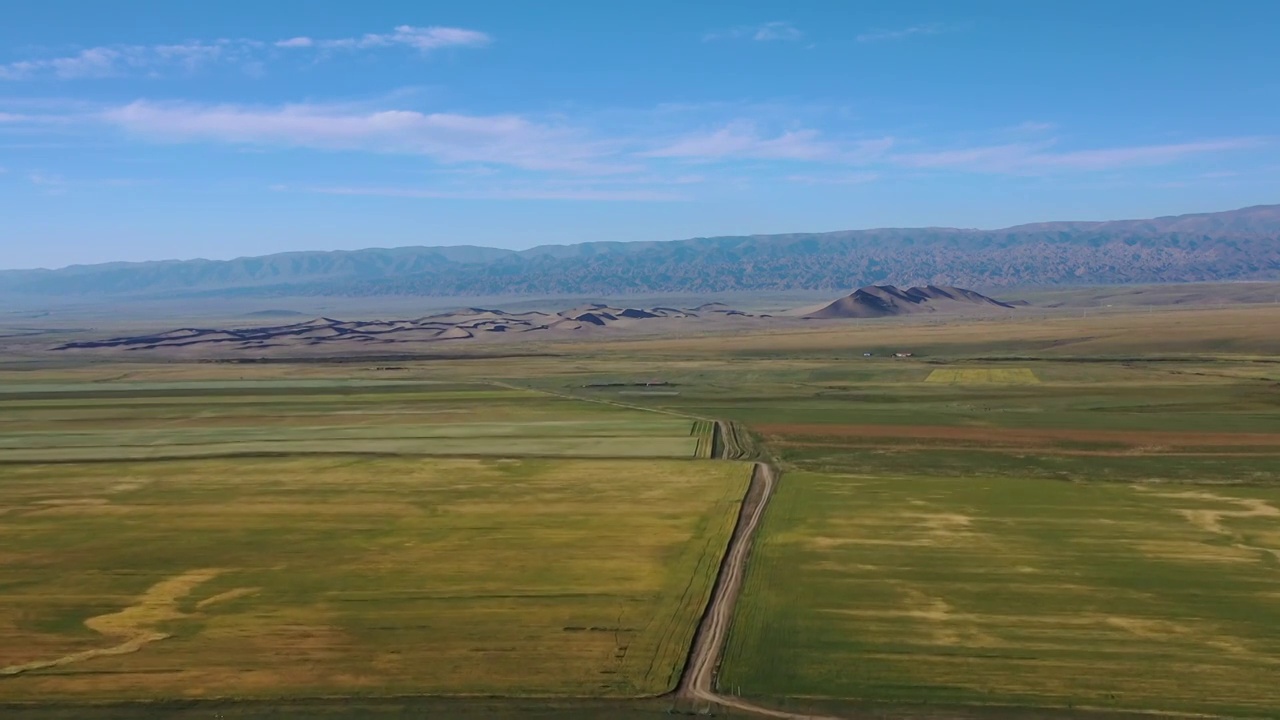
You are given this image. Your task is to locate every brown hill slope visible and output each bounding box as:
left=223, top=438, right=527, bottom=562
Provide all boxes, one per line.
left=804, top=285, right=1014, bottom=319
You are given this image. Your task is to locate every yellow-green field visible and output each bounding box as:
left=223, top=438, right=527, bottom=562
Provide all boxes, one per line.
left=0, top=380, right=706, bottom=461
left=720, top=472, right=1280, bottom=718
left=0, top=456, right=751, bottom=700
left=5, top=302, right=1280, bottom=719
left=924, top=367, right=1040, bottom=384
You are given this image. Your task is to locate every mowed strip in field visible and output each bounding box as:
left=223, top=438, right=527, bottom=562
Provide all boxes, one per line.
left=720, top=471, right=1280, bottom=717
left=0, top=456, right=752, bottom=700
left=0, top=380, right=705, bottom=461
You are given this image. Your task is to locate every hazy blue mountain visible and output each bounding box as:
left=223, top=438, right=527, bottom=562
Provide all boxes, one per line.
left=3, top=205, right=1277, bottom=299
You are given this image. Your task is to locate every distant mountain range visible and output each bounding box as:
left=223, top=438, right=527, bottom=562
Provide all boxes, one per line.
left=6, top=204, right=1279, bottom=299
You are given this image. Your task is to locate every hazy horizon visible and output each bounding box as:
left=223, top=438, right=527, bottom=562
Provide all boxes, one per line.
left=4, top=201, right=1275, bottom=273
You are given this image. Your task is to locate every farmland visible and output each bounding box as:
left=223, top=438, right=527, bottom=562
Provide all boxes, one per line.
left=493, top=311, right=1280, bottom=717
left=924, top=367, right=1040, bottom=384
left=0, top=456, right=750, bottom=700
left=720, top=472, right=1280, bottom=718
left=0, top=380, right=708, bottom=462
left=0, top=376, right=751, bottom=709
left=4, top=303, right=1280, bottom=718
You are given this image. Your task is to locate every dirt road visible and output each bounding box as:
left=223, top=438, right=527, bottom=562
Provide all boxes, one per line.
left=676, top=462, right=845, bottom=720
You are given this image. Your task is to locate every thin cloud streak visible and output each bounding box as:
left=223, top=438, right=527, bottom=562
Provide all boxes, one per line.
left=0, top=25, right=490, bottom=81
left=785, top=172, right=879, bottom=185
left=646, top=122, right=893, bottom=163
left=302, top=185, right=686, bottom=201
left=280, top=26, right=491, bottom=52
left=857, top=23, right=952, bottom=43
left=894, top=138, right=1266, bottom=173
left=0, top=41, right=256, bottom=80
left=704, top=21, right=803, bottom=42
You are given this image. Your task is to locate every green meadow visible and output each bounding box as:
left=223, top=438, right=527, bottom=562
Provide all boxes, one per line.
left=4, top=304, right=1280, bottom=718
left=720, top=472, right=1280, bottom=718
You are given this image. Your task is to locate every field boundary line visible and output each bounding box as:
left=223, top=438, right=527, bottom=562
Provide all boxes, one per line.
left=486, top=381, right=714, bottom=422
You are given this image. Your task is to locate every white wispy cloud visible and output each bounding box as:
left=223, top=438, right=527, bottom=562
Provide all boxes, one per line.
left=100, top=101, right=627, bottom=173
left=893, top=138, right=1266, bottom=173
left=646, top=122, right=892, bottom=163
left=1008, top=121, right=1057, bottom=134
left=0, top=25, right=489, bottom=81
left=704, top=21, right=803, bottom=42
left=785, top=172, right=880, bottom=185
left=856, top=23, right=952, bottom=43
left=298, top=185, right=685, bottom=201
left=276, top=25, right=491, bottom=52
left=28, top=172, right=67, bottom=194
left=0, top=41, right=258, bottom=80
left=10, top=91, right=1267, bottom=202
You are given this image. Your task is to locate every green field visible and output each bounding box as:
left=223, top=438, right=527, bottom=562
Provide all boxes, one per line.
left=924, top=367, right=1040, bottom=384
left=501, top=331, right=1280, bottom=717
left=0, top=380, right=706, bottom=461
left=5, top=304, right=1280, bottom=718
left=0, top=456, right=751, bottom=700
left=720, top=472, right=1280, bottom=717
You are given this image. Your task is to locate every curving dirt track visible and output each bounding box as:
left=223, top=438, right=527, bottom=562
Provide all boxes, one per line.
left=676, top=462, right=845, bottom=720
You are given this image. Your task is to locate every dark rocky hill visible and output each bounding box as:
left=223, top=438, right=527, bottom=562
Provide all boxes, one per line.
left=803, top=285, right=1014, bottom=319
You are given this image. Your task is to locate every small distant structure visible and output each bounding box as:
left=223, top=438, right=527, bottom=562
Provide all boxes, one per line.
left=893, top=351, right=914, bottom=358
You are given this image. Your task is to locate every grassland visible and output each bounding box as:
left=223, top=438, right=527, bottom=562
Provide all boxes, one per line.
left=720, top=472, right=1280, bottom=717
left=4, top=302, right=1280, bottom=718
left=0, top=456, right=750, bottom=700
left=0, top=380, right=707, bottom=462
left=0, top=374, right=752, bottom=708
left=925, top=367, right=1040, bottom=384
left=473, top=312, right=1280, bottom=717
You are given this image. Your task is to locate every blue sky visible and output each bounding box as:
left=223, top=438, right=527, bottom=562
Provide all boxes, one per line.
left=2, top=0, right=1278, bottom=269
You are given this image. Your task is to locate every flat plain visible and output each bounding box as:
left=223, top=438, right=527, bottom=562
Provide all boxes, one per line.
left=4, top=302, right=1280, bottom=718
left=501, top=308, right=1280, bottom=717
left=720, top=472, right=1280, bottom=717
left=0, top=376, right=748, bottom=705
left=0, top=455, right=750, bottom=699
left=0, top=380, right=709, bottom=462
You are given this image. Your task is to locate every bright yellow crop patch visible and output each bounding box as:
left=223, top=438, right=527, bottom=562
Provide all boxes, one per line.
left=925, top=368, right=1040, bottom=384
